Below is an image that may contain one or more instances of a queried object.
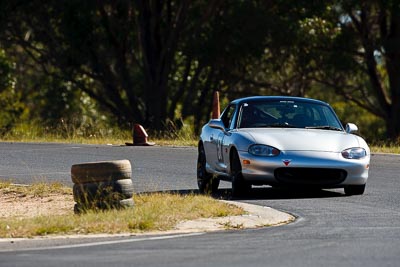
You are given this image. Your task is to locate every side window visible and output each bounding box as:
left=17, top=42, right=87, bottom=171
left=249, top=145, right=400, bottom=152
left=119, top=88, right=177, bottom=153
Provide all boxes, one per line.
left=221, top=104, right=236, bottom=129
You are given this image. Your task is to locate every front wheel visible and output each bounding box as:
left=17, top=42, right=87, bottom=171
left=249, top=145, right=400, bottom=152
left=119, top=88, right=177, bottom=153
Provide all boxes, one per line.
left=197, top=144, right=219, bottom=194
left=231, top=151, right=251, bottom=198
left=344, top=184, right=366, bottom=195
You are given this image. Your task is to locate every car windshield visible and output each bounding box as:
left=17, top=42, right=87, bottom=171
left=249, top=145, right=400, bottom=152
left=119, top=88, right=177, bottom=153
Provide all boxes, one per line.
left=238, top=100, right=343, bottom=130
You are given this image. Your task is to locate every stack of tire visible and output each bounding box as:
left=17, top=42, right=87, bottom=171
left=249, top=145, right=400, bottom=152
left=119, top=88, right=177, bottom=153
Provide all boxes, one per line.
left=71, top=160, right=134, bottom=213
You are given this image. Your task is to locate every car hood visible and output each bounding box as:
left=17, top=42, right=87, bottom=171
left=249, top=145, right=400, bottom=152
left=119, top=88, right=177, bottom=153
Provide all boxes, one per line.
left=241, top=128, right=363, bottom=152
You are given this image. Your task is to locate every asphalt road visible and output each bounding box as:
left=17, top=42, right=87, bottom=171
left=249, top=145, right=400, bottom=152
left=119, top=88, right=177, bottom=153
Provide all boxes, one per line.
left=0, top=142, right=202, bottom=192
left=0, top=143, right=399, bottom=267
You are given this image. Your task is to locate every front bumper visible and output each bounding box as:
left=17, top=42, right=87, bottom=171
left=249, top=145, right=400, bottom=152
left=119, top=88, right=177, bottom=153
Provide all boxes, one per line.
left=238, top=150, right=370, bottom=187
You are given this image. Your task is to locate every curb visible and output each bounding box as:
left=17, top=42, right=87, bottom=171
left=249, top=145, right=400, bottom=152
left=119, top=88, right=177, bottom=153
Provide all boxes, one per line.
left=173, top=201, right=295, bottom=233
left=0, top=201, right=295, bottom=243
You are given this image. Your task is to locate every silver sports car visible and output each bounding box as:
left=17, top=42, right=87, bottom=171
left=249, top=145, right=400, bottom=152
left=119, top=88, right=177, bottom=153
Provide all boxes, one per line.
left=197, top=96, right=370, bottom=197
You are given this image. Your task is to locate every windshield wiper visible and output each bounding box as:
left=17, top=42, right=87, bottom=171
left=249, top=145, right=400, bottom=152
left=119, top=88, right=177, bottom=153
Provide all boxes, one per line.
left=306, top=125, right=343, bottom=131
left=266, top=122, right=297, bottom=128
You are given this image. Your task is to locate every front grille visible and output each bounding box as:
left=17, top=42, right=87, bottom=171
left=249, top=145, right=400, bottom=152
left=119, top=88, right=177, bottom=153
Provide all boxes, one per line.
left=274, top=168, right=347, bottom=186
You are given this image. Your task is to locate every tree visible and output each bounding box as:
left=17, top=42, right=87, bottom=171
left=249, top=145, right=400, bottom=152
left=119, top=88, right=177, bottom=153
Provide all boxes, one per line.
left=0, top=0, right=227, bottom=130
left=291, top=1, right=400, bottom=140
left=0, top=48, right=24, bottom=135
left=2, top=0, right=398, bottom=140
left=169, top=0, right=273, bottom=129
left=1, top=0, right=276, bottom=131
left=338, top=1, right=400, bottom=140
left=1, top=1, right=146, bottom=127
left=235, top=1, right=400, bottom=140
left=221, top=1, right=330, bottom=98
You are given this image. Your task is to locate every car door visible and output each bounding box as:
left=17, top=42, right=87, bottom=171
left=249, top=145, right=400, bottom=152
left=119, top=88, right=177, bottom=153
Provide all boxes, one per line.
left=203, top=123, right=221, bottom=171
left=215, top=104, right=237, bottom=172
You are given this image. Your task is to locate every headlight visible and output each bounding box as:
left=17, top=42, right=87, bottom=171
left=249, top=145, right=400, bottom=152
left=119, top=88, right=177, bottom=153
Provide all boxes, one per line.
left=249, top=145, right=280, bottom=157
left=341, top=147, right=367, bottom=159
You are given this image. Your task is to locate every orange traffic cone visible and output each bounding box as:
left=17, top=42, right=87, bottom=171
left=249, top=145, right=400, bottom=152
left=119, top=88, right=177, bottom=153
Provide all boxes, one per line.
left=126, top=124, right=155, bottom=146
left=212, top=91, right=220, bottom=119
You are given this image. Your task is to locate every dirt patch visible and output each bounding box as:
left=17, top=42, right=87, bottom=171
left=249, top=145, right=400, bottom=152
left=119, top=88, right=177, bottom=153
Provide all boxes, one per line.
left=0, top=191, right=74, bottom=219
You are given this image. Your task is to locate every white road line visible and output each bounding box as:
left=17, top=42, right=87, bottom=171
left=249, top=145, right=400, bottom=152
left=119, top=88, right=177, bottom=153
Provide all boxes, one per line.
left=0, top=233, right=204, bottom=253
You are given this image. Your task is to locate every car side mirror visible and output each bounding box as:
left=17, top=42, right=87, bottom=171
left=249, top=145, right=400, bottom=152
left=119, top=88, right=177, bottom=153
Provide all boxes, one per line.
left=345, top=123, right=358, bottom=134
left=208, top=119, right=226, bottom=131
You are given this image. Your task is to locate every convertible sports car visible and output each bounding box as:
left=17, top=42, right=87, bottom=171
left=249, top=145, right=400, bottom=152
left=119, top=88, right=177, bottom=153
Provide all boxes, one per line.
left=197, top=96, right=370, bottom=197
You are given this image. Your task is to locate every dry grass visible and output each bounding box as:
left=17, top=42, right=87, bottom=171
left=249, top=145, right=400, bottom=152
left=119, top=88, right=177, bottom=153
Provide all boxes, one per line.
left=370, top=145, right=400, bottom=154
left=1, top=135, right=197, bottom=147
left=0, top=121, right=198, bottom=147
left=0, top=182, right=243, bottom=238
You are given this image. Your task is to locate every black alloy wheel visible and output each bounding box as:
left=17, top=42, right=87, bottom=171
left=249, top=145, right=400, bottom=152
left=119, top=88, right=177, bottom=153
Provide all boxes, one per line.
left=231, top=151, right=251, bottom=198
left=197, top=144, right=219, bottom=194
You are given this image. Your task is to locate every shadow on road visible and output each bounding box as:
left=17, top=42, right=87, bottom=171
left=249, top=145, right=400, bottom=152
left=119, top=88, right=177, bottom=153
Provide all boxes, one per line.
left=154, top=186, right=345, bottom=201
left=216, top=187, right=344, bottom=201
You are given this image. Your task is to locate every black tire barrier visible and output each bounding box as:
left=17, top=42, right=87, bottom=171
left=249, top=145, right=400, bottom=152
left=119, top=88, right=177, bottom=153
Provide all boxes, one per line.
left=74, top=197, right=134, bottom=214
left=71, top=160, right=132, bottom=184
left=71, top=160, right=134, bottom=213
left=119, top=198, right=135, bottom=208
left=73, top=179, right=134, bottom=203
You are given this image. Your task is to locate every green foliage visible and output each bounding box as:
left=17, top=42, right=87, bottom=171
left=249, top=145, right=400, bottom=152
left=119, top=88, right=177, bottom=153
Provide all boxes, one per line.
left=331, top=101, right=386, bottom=142
left=0, top=1, right=399, bottom=142
left=0, top=49, right=25, bottom=135
left=0, top=89, right=25, bottom=136
left=0, top=49, right=14, bottom=91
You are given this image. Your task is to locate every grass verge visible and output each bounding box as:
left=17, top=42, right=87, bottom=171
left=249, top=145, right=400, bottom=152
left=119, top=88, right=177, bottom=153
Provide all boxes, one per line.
left=0, top=182, right=244, bottom=238
left=0, top=134, right=198, bottom=147
left=0, top=121, right=198, bottom=147
left=370, top=145, right=400, bottom=154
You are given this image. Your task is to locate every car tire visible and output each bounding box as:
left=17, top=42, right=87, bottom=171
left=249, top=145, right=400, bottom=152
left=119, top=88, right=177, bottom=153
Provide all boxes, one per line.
left=344, top=184, right=366, bottom=195
left=71, top=160, right=132, bottom=184
left=73, top=198, right=134, bottom=214
left=73, top=179, right=134, bottom=203
left=231, top=151, right=251, bottom=198
left=74, top=203, right=83, bottom=214
left=197, top=144, right=220, bottom=194
left=119, top=198, right=135, bottom=208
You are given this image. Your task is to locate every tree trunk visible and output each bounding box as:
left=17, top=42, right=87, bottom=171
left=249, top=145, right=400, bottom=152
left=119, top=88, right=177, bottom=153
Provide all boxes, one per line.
left=385, top=43, right=400, bottom=140
left=135, top=0, right=188, bottom=130
left=383, top=3, right=400, bottom=140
